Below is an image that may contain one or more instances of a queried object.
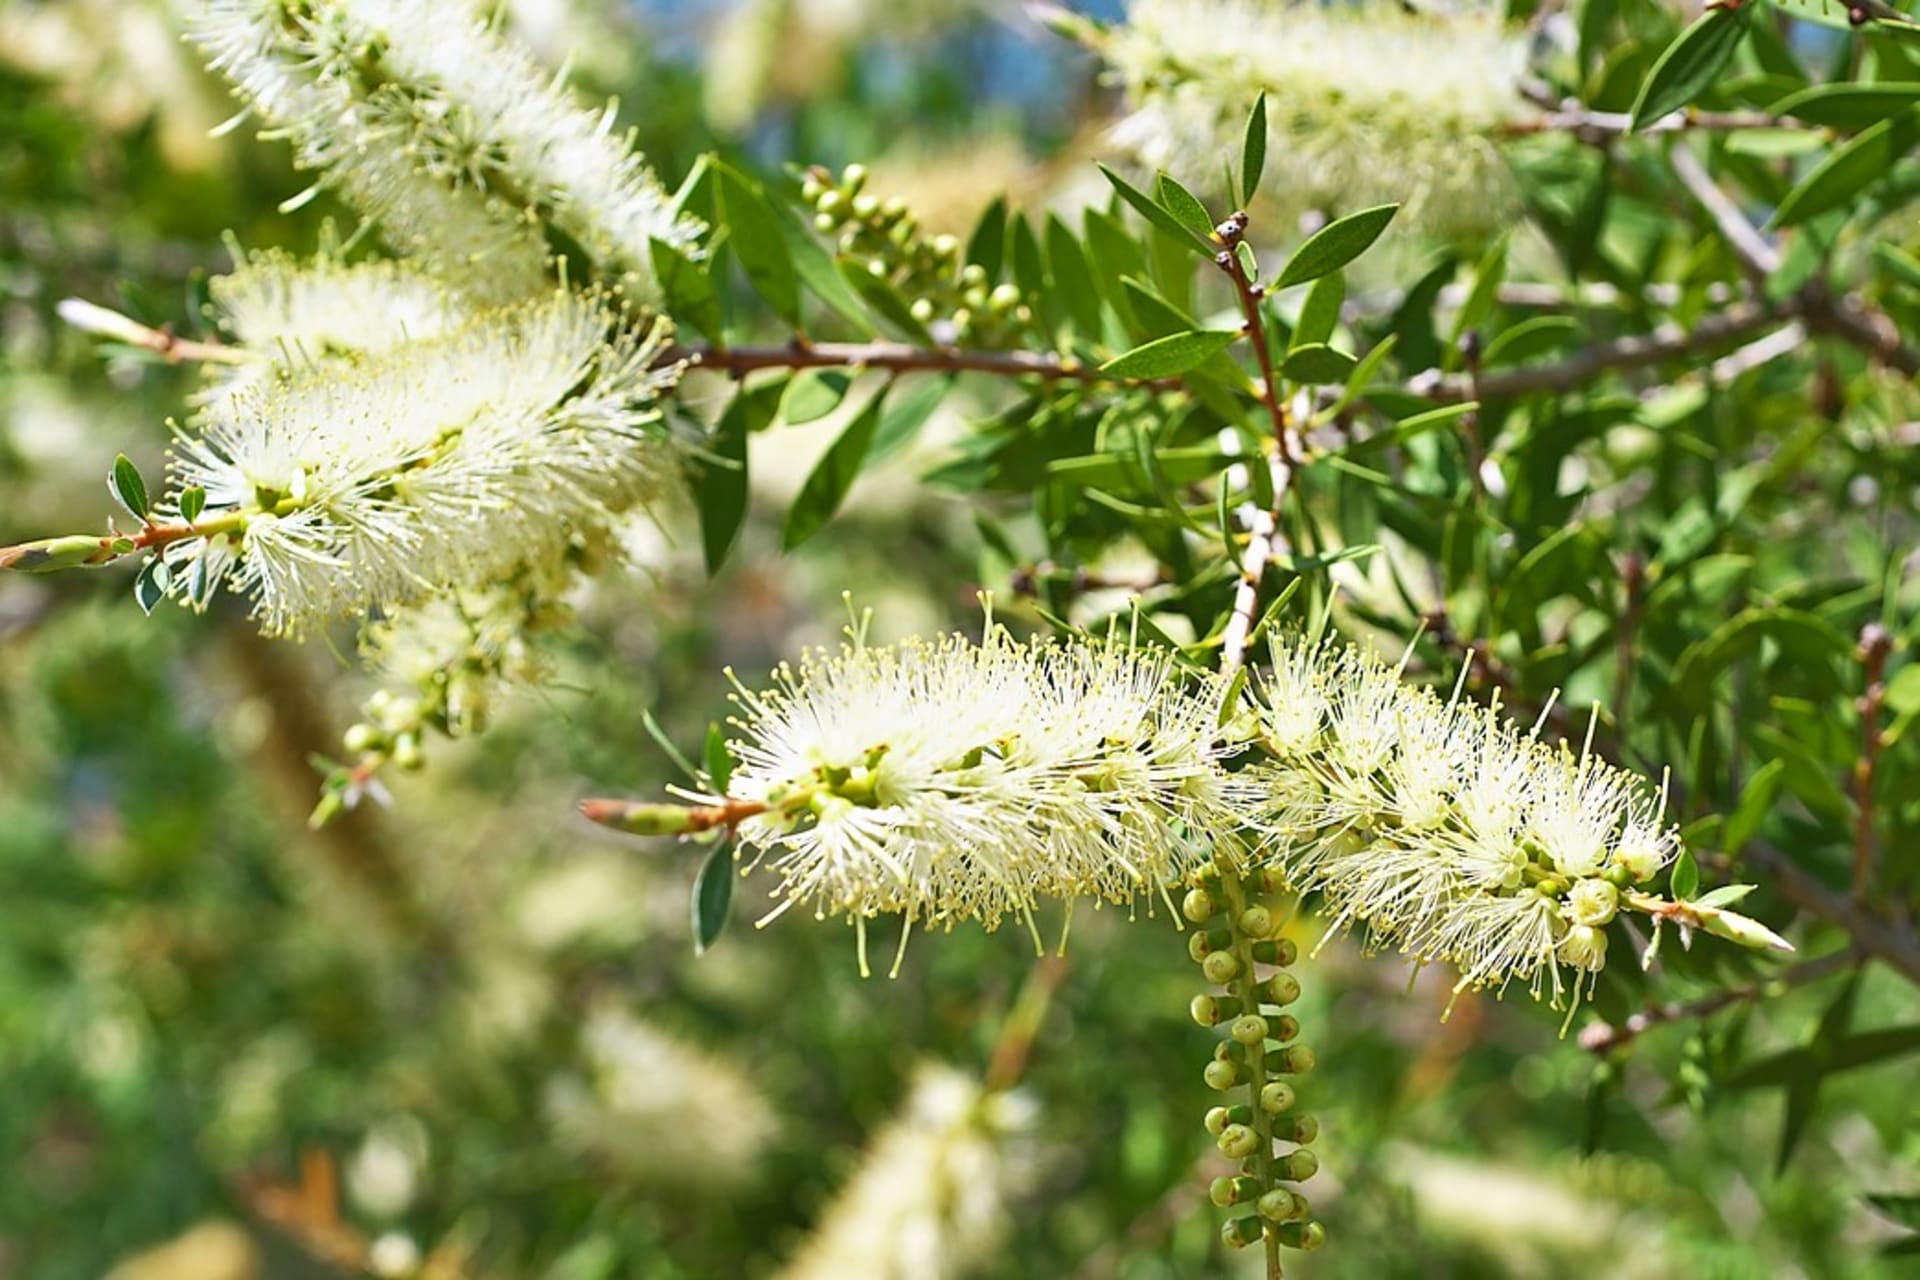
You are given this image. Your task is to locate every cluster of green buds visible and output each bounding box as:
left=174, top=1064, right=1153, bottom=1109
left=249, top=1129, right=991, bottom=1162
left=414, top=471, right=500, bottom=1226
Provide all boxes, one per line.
left=800, top=163, right=1037, bottom=347
left=1184, top=862, right=1326, bottom=1257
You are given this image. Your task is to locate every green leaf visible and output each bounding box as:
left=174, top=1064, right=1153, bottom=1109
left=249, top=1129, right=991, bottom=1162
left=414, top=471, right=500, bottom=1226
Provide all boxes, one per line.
left=109, top=454, right=148, bottom=522
left=178, top=486, right=206, bottom=525
left=715, top=162, right=799, bottom=325
left=1774, top=82, right=1920, bottom=128
left=1046, top=214, right=1103, bottom=341
left=1482, top=315, right=1581, bottom=367
left=651, top=238, right=723, bottom=341
left=1241, top=93, right=1268, bottom=204
left=774, top=200, right=870, bottom=328
left=1772, top=110, right=1920, bottom=228
left=1866, top=1194, right=1920, bottom=1233
left=1292, top=271, right=1344, bottom=350
left=1154, top=171, right=1215, bottom=241
left=1884, top=663, right=1920, bottom=715
left=1274, top=204, right=1398, bottom=290
left=1097, top=164, right=1213, bottom=255
left=698, top=399, right=751, bottom=574
left=783, top=391, right=885, bottom=548
left=691, top=841, right=734, bottom=956
left=781, top=371, right=853, bottom=424
left=1281, top=343, right=1358, bottom=384
left=703, top=722, right=733, bottom=795
left=133, top=558, right=167, bottom=616
left=1724, top=757, right=1786, bottom=852
left=966, top=196, right=1008, bottom=281
left=842, top=265, right=937, bottom=345
left=1099, top=329, right=1241, bottom=378
left=871, top=374, right=952, bottom=463
left=1629, top=6, right=1749, bottom=131
left=1671, top=847, right=1701, bottom=901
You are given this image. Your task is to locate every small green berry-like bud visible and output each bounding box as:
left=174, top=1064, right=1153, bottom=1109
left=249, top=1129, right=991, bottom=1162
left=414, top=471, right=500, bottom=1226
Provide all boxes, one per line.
left=1202, top=951, right=1242, bottom=985
left=1230, top=1014, right=1270, bottom=1045
left=1277, top=1045, right=1316, bottom=1074
left=817, top=189, right=848, bottom=217
left=951, top=307, right=973, bottom=335
left=1256, top=1188, right=1299, bottom=1222
left=1204, top=1106, right=1231, bottom=1137
left=963, top=286, right=989, bottom=311
left=1203, top=1059, right=1243, bottom=1091
left=1265, top=972, right=1301, bottom=1005
left=1275, top=1221, right=1327, bottom=1252
left=1238, top=905, right=1274, bottom=938
left=988, top=282, right=1021, bottom=312
left=343, top=722, right=381, bottom=754
left=1255, top=867, right=1288, bottom=894
left=1283, top=1148, right=1320, bottom=1181
left=908, top=297, right=936, bottom=323
left=1282, top=1114, right=1318, bottom=1144
left=1220, top=1215, right=1265, bottom=1249
left=801, top=174, right=826, bottom=203
left=1188, top=927, right=1230, bottom=961
left=960, top=262, right=987, bottom=287
left=1217, top=1123, right=1261, bottom=1160
left=1269, top=1015, right=1300, bottom=1043
left=841, top=162, right=868, bottom=191
left=851, top=194, right=880, bottom=221
left=880, top=195, right=909, bottom=222
left=1210, top=1175, right=1262, bottom=1207
left=1251, top=938, right=1299, bottom=966
left=1182, top=887, right=1217, bottom=923
left=1191, top=995, right=1239, bottom=1027
left=932, top=233, right=960, bottom=260
left=1259, top=1081, right=1296, bottom=1114
left=393, top=734, right=424, bottom=771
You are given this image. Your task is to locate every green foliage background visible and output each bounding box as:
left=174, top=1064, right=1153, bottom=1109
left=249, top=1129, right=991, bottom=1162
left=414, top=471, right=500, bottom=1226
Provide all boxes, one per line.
left=4, top=0, right=1920, bottom=1277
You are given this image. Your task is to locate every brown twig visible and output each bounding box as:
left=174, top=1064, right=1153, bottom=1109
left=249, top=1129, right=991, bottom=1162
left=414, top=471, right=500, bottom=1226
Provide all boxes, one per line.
left=666, top=340, right=1179, bottom=389
left=1578, top=946, right=1863, bottom=1053
left=1853, top=623, right=1892, bottom=898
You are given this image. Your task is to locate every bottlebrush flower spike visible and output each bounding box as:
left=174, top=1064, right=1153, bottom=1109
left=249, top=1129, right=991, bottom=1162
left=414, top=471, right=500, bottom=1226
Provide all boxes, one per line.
left=713, top=625, right=1249, bottom=937
left=161, top=290, right=683, bottom=637
left=187, top=0, right=703, bottom=300
left=1086, top=0, right=1529, bottom=244
left=1248, top=636, right=1781, bottom=1015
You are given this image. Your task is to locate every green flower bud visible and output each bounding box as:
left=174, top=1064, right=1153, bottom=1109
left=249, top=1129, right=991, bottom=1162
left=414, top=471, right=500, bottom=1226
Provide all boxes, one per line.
left=1276, top=1045, right=1316, bottom=1074
left=963, top=286, right=988, bottom=311
left=880, top=195, right=908, bottom=222
left=1265, top=972, right=1301, bottom=1005
left=1182, top=887, right=1217, bottom=923
left=343, top=722, right=381, bottom=754
left=393, top=733, right=425, bottom=772
left=1211, top=1175, right=1262, bottom=1207
left=959, top=262, right=987, bottom=287
left=1257, top=1188, right=1299, bottom=1222
left=841, top=162, right=868, bottom=192
left=1217, top=1123, right=1261, bottom=1160
left=951, top=307, right=973, bottom=335
left=932, top=233, right=960, bottom=260
left=817, top=189, right=849, bottom=218
left=1204, top=1106, right=1231, bottom=1137
left=1251, top=939, right=1298, bottom=966
left=851, top=194, right=880, bottom=221
left=1238, top=905, right=1275, bottom=937
left=1567, top=878, right=1619, bottom=927
left=988, top=282, right=1021, bottom=312
left=801, top=174, right=826, bottom=203
left=1231, top=1014, right=1270, bottom=1045
left=1203, top=1058, right=1243, bottom=1091
left=1282, top=1148, right=1319, bottom=1181
left=1282, top=1115, right=1318, bottom=1144
left=1269, top=1014, right=1300, bottom=1043
left=1188, top=927, right=1230, bottom=961
left=1221, top=1215, right=1265, bottom=1249
left=1202, top=950, right=1242, bottom=985
left=1192, top=994, right=1242, bottom=1027
left=1275, top=1221, right=1327, bottom=1252
left=1259, top=1081, right=1296, bottom=1114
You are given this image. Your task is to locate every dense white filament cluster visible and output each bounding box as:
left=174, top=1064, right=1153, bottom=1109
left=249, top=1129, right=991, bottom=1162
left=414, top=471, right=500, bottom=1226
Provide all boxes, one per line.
left=187, top=0, right=702, bottom=300
left=1094, top=0, right=1530, bottom=242
left=722, top=628, right=1249, bottom=932
left=165, top=290, right=682, bottom=636
left=775, top=1064, right=1035, bottom=1280
left=1251, top=639, right=1679, bottom=1007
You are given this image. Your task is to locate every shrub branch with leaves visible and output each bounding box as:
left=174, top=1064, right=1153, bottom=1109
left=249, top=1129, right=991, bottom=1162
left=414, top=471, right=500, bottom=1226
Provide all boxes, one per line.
left=13, top=0, right=1920, bottom=1272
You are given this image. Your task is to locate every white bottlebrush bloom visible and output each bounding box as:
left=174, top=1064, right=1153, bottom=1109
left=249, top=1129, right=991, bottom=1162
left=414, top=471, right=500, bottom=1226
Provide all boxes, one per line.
left=201, top=248, right=474, bottom=402
left=543, top=1002, right=778, bottom=1190
left=1090, top=0, right=1531, bottom=243
left=161, top=290, right=683, bottom=637
left=186, top=0, right=702, bottom=300
left=776, top=1064, right=1037, bottom=1280
left=721, top=627, right=1247, bottom=933
left=1249, top=637, right=1682, bottom=1007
